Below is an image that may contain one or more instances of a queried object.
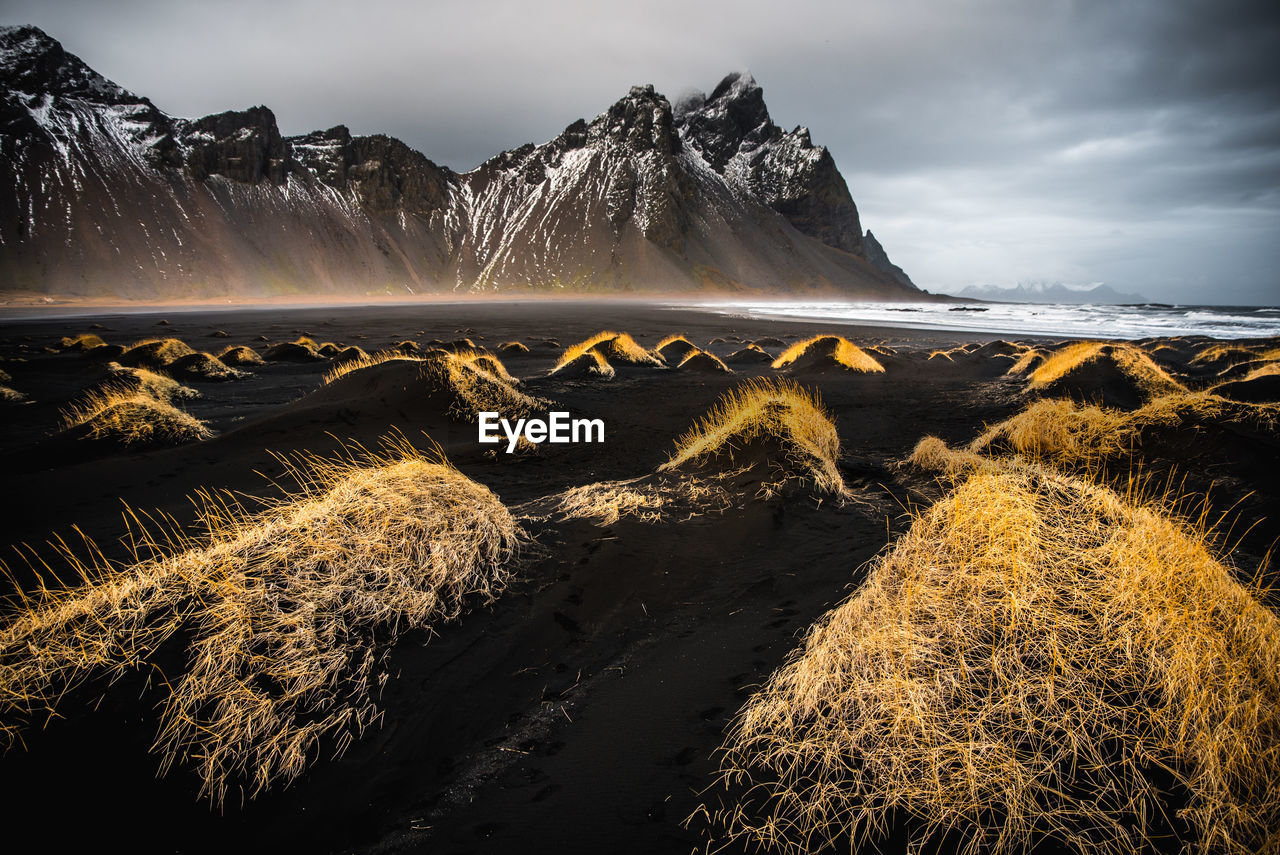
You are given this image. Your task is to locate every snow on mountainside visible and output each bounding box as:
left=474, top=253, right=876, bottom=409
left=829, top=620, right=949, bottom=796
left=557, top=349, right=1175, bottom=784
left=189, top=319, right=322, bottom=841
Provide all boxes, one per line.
left=0, top=25, right=920, bottom=299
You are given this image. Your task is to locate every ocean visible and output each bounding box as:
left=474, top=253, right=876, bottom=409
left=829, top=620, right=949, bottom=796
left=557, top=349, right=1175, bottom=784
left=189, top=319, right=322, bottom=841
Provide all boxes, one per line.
left=691, top=301, right=1280, bottom=340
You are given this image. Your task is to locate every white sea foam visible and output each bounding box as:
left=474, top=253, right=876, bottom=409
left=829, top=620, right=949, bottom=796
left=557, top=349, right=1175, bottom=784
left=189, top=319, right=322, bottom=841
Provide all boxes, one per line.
left=689, top=301, right=1280, bottom=340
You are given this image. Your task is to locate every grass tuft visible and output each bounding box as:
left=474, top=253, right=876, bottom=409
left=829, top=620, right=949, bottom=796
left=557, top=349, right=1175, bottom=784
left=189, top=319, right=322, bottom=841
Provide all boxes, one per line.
left=0, top=437, right=523, bottom=805
left=970, top=391, right=1278, bottom=471
left=169, top=352, right=248, bottom=382
left=60, top=333, right=106, bottom=351
left=660, top=379, right=844, bottom=495
left=89, top=363, right=198, bottom=403
left=696, top=455, right=1280, bottom=855
left=1190, top=343, right=1260, bottom=366
left=554, top=331, right=662, bottom=371
left=551, top=476, right=734, bottom=525
left=771, top=335, right=884, bottom=373
left=677, top=349, right=732, bottom=373
left=215, top=345, right=265, bottom=366
left=1030, top=341, right=1182, bottom=395
left=60, top=386, right=211, bottom=447
left=550, top=349, right=616, bottom=379
left=322, top=351, right=422, bottom=384
left=119, top=338, right=197, bottom=369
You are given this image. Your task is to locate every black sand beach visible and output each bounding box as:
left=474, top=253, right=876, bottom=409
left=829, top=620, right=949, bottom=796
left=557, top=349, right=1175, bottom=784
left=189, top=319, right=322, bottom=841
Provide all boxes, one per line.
left=0, top=301, right=1277, bottom=854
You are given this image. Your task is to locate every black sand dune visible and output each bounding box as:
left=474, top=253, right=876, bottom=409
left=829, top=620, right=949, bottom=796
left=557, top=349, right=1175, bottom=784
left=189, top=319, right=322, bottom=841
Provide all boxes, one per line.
left=1214, top=370, right=1280, bottom=403
left=0, top=301, right=1277, bottom=855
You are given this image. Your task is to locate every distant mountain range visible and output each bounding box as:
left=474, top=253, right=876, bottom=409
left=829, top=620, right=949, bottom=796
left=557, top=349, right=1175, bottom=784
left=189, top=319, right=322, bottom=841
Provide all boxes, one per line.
left=0, top=25, right=921, bottom=300
left=950, top=282, right=1149, bottom=305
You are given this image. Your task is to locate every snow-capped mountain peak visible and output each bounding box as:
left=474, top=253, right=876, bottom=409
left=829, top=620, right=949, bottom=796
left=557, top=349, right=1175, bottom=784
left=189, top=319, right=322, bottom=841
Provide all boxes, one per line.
left=0, top=29, right=917, bottom=299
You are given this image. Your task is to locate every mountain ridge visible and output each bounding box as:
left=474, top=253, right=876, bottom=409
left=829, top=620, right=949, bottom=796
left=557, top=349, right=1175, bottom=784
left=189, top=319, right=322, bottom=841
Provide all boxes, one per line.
left=950, top=281, right=1149, bottom=304
left=0, top=25, right=922, bottom=300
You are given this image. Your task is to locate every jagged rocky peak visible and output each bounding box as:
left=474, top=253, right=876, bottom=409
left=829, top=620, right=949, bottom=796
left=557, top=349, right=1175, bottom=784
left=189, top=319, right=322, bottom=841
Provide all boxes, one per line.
left=475, top=84, right=681, bottom=185
left=179, top=105, right=292, bottom=184
left=675, top=71, right=772, bottom=170
left=1, top=25, right=133, bottom=104
left=0, top=25, right=179, bottom=165
left=594, top=84, right=681, bottom=155
left=676, top=71, right=863, bottom=256
left=0, top=33, right=920, bottom=298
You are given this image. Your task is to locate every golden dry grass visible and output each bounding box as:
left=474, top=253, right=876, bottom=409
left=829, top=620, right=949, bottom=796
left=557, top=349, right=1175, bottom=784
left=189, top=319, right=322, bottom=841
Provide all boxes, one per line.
left=453, top=348, right=520, bottom=385
left=263, top=338, right=323, bottom=361
left=323, top=349, right=537, bottom=419
left=728, top=344, right=775, bottom=364
left=60, top=333, right=106, bottom=351
left=322, top=351, right=423, bottom=384
left=554, top=330, right=620, bottom=368
left=696, top=454, right=1280, bottom=855
left=119, top=337, right=197, bottom=368
left=655, top=334, right=700, bottom=363
left=0, top=385, right=27, bottom=403
left=908, top=434, right=986, bottom=476
left=550, top=349, right=616, bottom=379
left=771, top=335, right=884, bottom=373
left=60, top=386, right=212, bottom=447
left=333, top=345, right=368, bottom=364
left=170, top=352, right=248, bottom=382
left=1006, top=348, right=1046, bottom=375
left=1242, top=361, right=1280, bottom=382
left=1029, top=341, right=1182, bottom=396
left=554, top=331, right=662, bottom=371
left=677, top=349, right=732, bottom=372
left=970, top=391, right=1279, bottom=471
left=92, top=363, right=198, bottom=403
left=428, top=351, right=543, bottom=420
left=551, top=476, right=735, bottom=526
left=593, top=333, right=664, bottom=367
left=1190, top=343, right=1260, bottom=365
left=656, top=333, right=694, bottom=350
left=215, top=345, right=265, bottom=366
left=0, top=438, right=523, bottom=804
left=659, top=379, right=845, bottom=495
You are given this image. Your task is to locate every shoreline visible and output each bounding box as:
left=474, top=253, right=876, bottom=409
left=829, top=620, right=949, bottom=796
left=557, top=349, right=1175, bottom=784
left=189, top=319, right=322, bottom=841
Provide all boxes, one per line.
left=4, top=295, right=1277, bottom=341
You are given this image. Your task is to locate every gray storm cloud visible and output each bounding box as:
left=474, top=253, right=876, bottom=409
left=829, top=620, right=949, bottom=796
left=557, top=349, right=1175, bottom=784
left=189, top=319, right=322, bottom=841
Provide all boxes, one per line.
left=3, top=0, right=1277, bottom=304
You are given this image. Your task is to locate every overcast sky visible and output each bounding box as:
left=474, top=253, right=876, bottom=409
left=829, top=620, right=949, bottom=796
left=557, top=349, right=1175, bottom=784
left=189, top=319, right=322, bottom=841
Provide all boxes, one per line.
left=5, top=0, right=1279, bottom=304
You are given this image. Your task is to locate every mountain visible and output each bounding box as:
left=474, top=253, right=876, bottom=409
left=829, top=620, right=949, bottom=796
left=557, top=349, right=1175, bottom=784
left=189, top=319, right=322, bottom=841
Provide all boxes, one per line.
left=0, top=26, right=920, bottom=299
left=861, top=230, right=915, bottom=289
left=950, top=282, right=1149, bottom=305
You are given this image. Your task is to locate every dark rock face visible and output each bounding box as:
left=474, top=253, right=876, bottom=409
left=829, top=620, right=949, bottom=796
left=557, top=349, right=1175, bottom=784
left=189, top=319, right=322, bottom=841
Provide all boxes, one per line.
left=289, top=126, right=455, bottom=213
left=862, top=230, right=916, bottom=289
left=676, top=72, right=864, bottom=255
left=0, top=25, right=920, bottom=298
left=1, top=25, right=142, bottom=106
left=0, top=25, right=179, bottom=168
left=348, top=135, right=455, bottom=214
left=288, top=125, right=354, bottom=187
left=180, top=106, right=292, bottom=184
